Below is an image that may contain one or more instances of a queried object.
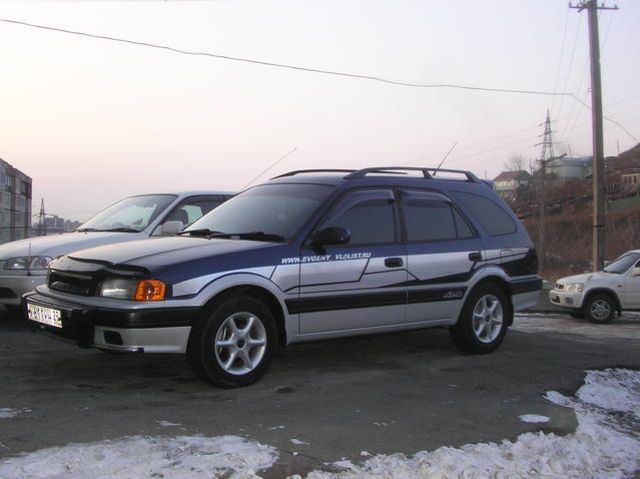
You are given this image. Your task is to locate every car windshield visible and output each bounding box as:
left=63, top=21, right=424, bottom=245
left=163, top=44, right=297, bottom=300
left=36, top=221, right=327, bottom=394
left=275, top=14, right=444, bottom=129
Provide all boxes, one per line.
left=603, top=253, right=640, bottom=274
left=183, top=183, right=334, bottom=241
left=77, top=194, right=177, bottom=233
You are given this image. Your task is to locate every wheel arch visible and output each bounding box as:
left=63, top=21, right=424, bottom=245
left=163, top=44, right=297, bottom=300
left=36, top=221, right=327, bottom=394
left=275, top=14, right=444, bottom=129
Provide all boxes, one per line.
left=465, top=273, right=514, bottom=326
left=201, top=285, right=288, bottom=347
left=583, top=288, right=622, bottom=312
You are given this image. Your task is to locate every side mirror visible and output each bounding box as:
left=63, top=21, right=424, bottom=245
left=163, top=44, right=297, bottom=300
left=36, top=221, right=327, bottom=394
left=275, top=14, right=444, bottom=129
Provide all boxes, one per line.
left=632, top=267, right=640, bottom=277
left=160, top=220, right=184, bottom=235
left=311, top=227, right=350, bottom=246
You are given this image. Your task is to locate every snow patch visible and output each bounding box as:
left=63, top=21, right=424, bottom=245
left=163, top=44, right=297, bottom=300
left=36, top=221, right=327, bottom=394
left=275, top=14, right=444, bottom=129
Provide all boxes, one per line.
left=519, top=414, right=550, bottom=424
left=157, top=420, right=181, bottom=427
left=577, top=368, right=640, bottom=417
left=290, top=439, right=308, bottom=446
left=0, top=435, right=277, bottom=479
left=304, top=369, right=640, bottom=479
left=2, top=369, right=638, bottom=479
left=544, top=390, right=573, bottom=407
left=0, top=408, right=23, bottom=419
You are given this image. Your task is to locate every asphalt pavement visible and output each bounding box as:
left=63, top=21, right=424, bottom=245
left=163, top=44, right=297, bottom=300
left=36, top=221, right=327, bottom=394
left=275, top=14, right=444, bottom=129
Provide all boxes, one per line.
left=1, top=308, right=639, bottom=477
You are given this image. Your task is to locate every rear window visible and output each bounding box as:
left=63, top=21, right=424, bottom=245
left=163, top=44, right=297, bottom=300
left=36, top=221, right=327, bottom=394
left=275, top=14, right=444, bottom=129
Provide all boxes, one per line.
left=400, top=189, right=476, bottom=242
left=450, top=191, right=517, bottom=236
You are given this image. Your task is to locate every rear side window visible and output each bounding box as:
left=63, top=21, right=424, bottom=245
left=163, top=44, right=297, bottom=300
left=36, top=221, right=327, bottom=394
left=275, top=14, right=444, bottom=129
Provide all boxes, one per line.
left=451, top=191, right=517, bottom=236
left=321, top=189, right=396, bottom=245
left=401, top=190, right=475, bottom=242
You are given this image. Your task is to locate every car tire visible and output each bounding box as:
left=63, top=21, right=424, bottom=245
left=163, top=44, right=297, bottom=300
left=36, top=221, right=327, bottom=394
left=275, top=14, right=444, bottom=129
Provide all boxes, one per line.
left=187, top=295, right=277, bottom=388
left=585, top=293, right=615, bottom=324
left=450, top=283, right=509, bottom=354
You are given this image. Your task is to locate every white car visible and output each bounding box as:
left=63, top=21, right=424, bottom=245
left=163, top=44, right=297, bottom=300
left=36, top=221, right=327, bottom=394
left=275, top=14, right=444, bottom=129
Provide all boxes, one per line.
left=0, top=191, right=233, bottom=313
left=549, top=249, right=640, bottom=323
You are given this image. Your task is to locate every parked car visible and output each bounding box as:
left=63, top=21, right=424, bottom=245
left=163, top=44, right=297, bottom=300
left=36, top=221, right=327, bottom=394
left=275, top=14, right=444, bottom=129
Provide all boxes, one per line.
left=550, top=249, right=640, bottom=323
left=24, top=167, right=541, bottom=387
left=0, top=191, right=233, bottom=313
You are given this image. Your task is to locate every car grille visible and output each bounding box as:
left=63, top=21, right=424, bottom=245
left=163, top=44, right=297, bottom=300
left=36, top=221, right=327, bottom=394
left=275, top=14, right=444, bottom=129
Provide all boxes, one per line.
left=49, top=270, right=96, bottom=296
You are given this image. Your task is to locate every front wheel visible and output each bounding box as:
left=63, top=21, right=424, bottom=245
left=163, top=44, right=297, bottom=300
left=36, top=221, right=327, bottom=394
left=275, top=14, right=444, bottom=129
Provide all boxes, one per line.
left=450, top=284, right=509, bottom=354
left=585, top=294, right=615, bottom=324
left=187, top=296, right=277, bottom=388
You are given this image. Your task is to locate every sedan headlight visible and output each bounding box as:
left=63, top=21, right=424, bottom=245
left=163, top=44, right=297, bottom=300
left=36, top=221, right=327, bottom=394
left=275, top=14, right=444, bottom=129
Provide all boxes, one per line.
left=99, top=278, right=166, bottom=301
left=564, top=282, right=584, bottom=293
left=3, top=256, right=53, bottom=271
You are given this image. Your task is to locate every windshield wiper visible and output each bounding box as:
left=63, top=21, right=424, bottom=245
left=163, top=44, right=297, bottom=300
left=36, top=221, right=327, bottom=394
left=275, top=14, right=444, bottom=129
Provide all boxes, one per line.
left=77, top=227, right=139, bottom=233
left=207, top=231, right=286, bottom=242
left=178, top=228, right=225, bottom=236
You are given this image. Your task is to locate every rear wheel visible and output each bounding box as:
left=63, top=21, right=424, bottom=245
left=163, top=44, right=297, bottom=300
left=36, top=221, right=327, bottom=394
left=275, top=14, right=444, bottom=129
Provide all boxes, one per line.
left=187, top=295, right=276, bottom=388
left=450, top=283, right=509, bottom=354
left=585, top=293, right=615, bottom=324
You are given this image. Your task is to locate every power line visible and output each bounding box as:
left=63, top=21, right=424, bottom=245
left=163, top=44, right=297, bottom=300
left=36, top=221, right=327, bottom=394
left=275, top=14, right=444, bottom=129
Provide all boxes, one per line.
left=550, top=7, right=570, bottom=116
left=0, top=16, right=590, bottom=98
left=562, top=10, right=615, bottom=144
left=2, top=15, right=635, bottom=145
left=406, top=124, right=541, bottom=167
left=554, top=13, right=584, bottom=123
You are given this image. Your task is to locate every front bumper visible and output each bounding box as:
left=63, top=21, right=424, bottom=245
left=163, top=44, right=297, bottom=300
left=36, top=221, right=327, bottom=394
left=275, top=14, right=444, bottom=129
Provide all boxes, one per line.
left=549, top=289, right=584, bottom=309
left=23, top=292, right=199, bottom=353
left=0, top=273, right=46, bottom=305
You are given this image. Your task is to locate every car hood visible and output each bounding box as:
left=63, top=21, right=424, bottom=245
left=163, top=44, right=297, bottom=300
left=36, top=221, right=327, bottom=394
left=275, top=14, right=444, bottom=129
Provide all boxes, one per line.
left=0, top=232, right=146, bottom=260
left=66, top=236, right=291, bottom=284
left=557, top=272, right=610, bottom=284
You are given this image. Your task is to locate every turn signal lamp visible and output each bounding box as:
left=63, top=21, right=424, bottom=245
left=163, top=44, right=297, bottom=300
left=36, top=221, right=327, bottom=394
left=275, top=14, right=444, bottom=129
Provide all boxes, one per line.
left=134, top=279, right=166, bottom=301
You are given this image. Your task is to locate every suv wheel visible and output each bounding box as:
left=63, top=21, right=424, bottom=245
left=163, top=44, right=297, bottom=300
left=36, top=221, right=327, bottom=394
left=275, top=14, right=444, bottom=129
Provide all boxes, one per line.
left=585, top=293, right=615, bottom=324
left=450, top=284, right=509, bottom=354
left=187, top=296, right=276, bottom=388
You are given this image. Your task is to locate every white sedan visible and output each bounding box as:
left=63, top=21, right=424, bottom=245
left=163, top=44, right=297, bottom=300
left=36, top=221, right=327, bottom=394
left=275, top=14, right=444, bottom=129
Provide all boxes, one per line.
left=549, top=250, right=640, bottom=323
left=0, top=191, right=233, bottom=313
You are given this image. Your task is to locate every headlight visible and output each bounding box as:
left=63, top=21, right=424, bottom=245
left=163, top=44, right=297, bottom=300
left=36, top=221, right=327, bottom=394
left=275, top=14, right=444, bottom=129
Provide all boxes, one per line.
left=3, top=256, right=53, bottom=271
left=564, top=282, right=584, bottom=293
left=99, top=278, right=166, bottom=301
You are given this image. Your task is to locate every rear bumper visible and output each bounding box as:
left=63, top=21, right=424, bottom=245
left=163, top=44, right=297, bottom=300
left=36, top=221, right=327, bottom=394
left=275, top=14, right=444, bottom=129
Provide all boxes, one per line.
left=23, top=292, right=198, bottom=353
left=510, top=276, right=543, bottom=311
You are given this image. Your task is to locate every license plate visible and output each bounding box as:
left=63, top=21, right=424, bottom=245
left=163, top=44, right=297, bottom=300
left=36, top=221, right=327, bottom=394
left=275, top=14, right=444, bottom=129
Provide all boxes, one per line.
left=27, top=303, right=63, bottom=328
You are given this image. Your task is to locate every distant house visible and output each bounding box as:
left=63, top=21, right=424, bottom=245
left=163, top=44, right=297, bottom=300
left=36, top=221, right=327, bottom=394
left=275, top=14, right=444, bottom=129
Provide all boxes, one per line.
left=620, top=168, right=640, bottom=188
left=606, top=144, right=640, bottom=192
left=545, top=155, right=592, bottom=181
left=493, top=170, right=531, bottom=200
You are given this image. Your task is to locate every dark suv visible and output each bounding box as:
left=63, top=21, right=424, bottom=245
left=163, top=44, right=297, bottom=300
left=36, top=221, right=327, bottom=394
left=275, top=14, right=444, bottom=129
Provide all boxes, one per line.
left=24, top=167, right=541, bottom=387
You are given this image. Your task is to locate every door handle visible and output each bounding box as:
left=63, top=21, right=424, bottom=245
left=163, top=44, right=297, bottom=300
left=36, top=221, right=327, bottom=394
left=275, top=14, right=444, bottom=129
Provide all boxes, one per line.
left=468, top=252, right=482, bottom=262
left=385, top=257, right=403, bottom=268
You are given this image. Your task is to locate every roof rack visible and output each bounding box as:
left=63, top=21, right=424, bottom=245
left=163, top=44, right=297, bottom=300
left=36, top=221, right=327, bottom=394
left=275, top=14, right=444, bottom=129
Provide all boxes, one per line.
left=345, top=167, right=481, bottom=183
left=272, top=167, right=481, bottom=183
left=272, top=169, right=355, bottom=179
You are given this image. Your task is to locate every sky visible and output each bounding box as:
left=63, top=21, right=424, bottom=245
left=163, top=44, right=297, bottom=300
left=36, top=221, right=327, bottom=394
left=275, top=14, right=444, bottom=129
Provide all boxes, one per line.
left=0, top=0, right=638, bottom=222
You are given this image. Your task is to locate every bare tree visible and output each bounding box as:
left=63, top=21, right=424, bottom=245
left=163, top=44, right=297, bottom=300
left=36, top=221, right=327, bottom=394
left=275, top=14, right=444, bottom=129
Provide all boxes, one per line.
left=504, top=154, right=526, bottom=172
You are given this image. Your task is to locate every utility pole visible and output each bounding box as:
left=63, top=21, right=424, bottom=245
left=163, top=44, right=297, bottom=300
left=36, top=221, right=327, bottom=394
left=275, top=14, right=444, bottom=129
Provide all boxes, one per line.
left=36, top=198, right=46, bottom=237
left=570, top=0, right=618, bottom=271
left=535, top=110, right=556, bottom=277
